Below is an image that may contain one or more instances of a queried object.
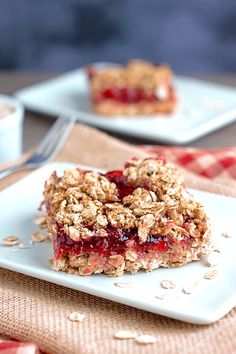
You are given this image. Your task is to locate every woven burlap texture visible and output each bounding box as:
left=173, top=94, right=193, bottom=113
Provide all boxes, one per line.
left=0, top=123, right=236, bottom=354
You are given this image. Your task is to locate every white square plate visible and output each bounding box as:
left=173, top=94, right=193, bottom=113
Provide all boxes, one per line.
left=0, top=163, right=236, bottom=324
left=15, top=63, right=236, bottom=144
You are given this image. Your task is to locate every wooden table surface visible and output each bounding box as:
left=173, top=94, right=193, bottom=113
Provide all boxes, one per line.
left=1, top=71, right=236, bottom=151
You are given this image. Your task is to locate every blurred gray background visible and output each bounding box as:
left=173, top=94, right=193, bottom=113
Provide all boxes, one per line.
left=0, top=0, right=236, bottom=72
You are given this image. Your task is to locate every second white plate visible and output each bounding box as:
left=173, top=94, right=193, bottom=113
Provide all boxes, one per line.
left=15, top=64, right=236, bottom=144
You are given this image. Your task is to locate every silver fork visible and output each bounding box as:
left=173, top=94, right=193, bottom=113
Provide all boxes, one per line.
left=0, top=115, right=76, bottom=180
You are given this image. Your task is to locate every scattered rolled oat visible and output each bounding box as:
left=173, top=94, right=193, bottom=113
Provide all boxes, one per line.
left=182, top=282, right=199, bottom=294
left=2, top=236, right=20, bottom=246
left=44, top=233, right=52, bottom=241
left=135, top=335, right=157, bottom=345
left=113, top=282, right=132, bottom=288
left=221, top=232, right=232, bottom=238
left=202, top=252, right=221, bottom=267
left=155, top=292, right=168, bottom=300
left=114, top=330, right=137, bottom=339
left=68, top=312, right=86, bottom=322
left=31, top=231, right=46, bottom=243
left=160, top=280, right=176, bottom=289
left=212, top=244, right=221, bottom=253
left=204, top=268, right=219, bottom=280
left=18, top=243, right=30, bottom=249
left=33, top=215, right=47, bottom=228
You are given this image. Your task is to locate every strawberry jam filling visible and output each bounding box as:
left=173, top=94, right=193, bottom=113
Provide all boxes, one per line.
left=54, top=226, right=177, bottom=259
left=104, top=170, right=135, bottom=199
left=91, top=86, right=174, bottom=104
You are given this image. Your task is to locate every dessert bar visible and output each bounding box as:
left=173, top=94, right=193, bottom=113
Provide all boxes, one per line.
left=44, top=157, right=211, bottom=276
left=87, top=60, right=177, bottom=116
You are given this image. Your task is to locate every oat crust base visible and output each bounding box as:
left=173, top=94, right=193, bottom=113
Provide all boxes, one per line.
left=94, top=99, right=176, bottom=116
left=52, top=241, right=211, bottom=277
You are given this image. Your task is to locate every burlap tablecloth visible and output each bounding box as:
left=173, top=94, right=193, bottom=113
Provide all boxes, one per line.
left=0, top=123, right=236, bottom=354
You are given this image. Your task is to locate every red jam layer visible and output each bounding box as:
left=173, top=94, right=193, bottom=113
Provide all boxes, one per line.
left=104, top=170, right=135, bottom=199
left=92, top=86, right=174, bottom=104
left=54, top=226, right=175, bottom=259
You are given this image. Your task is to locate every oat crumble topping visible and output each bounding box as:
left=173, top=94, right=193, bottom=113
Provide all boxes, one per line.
left=90, top=60, right=172, bottom=93
left=44, top=158, right=209, bottom=244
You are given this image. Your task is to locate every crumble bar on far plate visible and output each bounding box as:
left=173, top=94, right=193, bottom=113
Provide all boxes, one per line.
left=87, top=60, right=177, bottom=116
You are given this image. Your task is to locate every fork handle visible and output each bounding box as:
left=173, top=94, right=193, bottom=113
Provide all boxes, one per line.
left=0, top=163, right=31, bottom=180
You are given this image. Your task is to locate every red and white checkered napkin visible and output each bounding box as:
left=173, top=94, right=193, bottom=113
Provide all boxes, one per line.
left=0, top=336, right=38, bottom=354
left=140, top=146, right=236, bottom=180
